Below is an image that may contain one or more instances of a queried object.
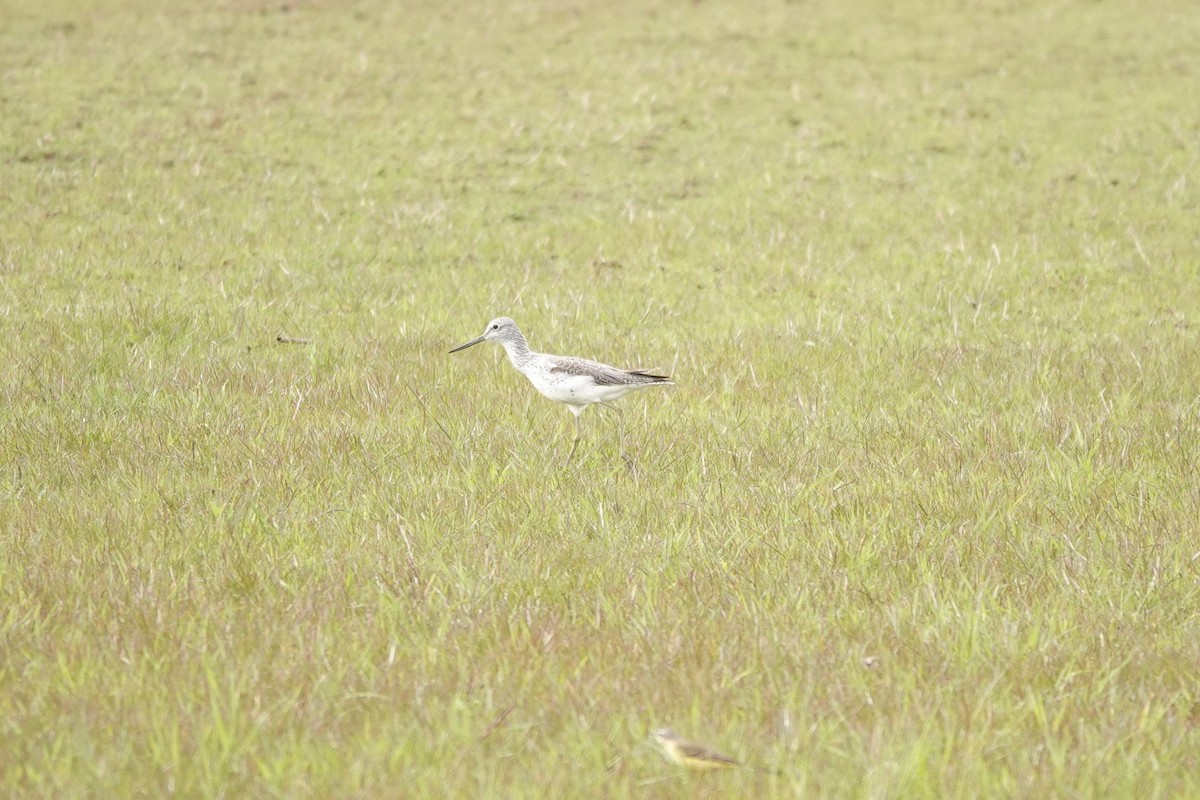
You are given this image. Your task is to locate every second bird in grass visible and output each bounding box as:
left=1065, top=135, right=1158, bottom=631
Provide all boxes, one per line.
left=653, top=728, right=743, bottom=770
left=449, top=317, right=673, bottom=461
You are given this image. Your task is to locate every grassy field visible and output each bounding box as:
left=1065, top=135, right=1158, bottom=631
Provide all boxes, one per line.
left=3, top=0, right=1200, bottom=796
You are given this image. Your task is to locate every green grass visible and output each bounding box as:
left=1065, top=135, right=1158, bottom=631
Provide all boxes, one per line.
left=2, top=0, right=1199, bottom=796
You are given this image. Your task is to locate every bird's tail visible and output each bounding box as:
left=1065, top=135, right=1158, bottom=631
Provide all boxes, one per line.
left=629, top=370, right=673, bottom=383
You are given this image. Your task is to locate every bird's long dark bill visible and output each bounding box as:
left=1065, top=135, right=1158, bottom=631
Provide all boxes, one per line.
left=448, top=334, right=486, bottom=354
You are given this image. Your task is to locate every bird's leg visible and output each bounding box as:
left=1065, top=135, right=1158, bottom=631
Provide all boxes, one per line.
left=564, top=412, right=581, bottom=465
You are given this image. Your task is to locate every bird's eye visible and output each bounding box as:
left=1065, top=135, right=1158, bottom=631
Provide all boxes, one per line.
left=491, top=324, right=499, bottom=330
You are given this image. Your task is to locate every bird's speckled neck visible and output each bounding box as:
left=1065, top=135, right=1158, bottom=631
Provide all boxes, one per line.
left=498, top=326, right=533, bottom=371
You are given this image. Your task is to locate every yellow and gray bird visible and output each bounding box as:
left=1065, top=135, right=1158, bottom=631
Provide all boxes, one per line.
left=652, top=728, right=743, bottom=771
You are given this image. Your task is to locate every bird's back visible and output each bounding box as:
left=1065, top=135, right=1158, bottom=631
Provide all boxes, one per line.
left=546, top=354, right=672, bottom=386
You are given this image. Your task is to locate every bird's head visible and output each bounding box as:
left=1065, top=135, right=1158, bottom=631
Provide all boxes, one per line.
left=449, top=317, right=521, bottom=353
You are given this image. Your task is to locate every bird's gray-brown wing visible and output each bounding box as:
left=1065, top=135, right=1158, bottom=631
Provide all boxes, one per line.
left=548, top=356, right=671, bottom=386
left=677, top=741, right=740, bottom=767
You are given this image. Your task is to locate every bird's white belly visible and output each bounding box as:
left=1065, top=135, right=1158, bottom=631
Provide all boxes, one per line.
left=526, top=371, right=633, bottom=408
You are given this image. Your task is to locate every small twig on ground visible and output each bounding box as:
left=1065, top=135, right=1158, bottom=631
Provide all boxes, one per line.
left=478, top=703, right=516, bottom=741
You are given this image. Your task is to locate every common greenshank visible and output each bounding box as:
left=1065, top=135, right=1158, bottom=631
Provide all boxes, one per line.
left=449, top=317, right=673, bottom=460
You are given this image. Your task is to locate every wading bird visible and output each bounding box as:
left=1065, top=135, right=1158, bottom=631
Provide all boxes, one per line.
left=449, top=317, right=672, bottom=461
